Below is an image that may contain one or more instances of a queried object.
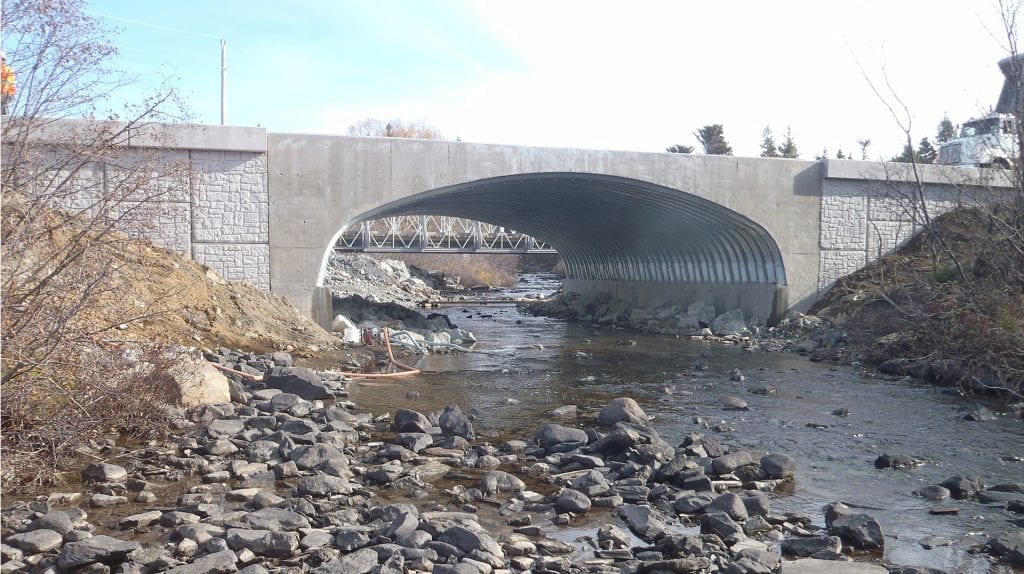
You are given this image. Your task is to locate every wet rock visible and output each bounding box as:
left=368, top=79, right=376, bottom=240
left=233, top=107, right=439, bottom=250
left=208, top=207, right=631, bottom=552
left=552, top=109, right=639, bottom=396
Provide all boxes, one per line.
left=263, top=366, right=333, bottom=400
left=393, top=409, right=433, bottom=433
left=394, top=432, right=433, bottom=453
left=290, top=443, right=347, bottom=470
left=962, top=404, right=997, bottom=421
left=913, top=485, right=950, bottom=501
left=988, top=530, right=1024, bottom=564
left=534, top=424, right=588, bottom=450
left=589, top=426, right=644, bottom=455
left=439, top=525, right=504, bottom=561
left=555, top=488, right=592, bottom=514
left=312, top=547, right=379, bottom=573
left=225, top=528, right=299, bottom=558
left=7, top=529, right=63, bottom=554
left=597, top=397, right=649, bottom=426
left=828, top=512, right=884, bottom=549
left=712, top=451, right=755, bottom=475
left=722, top=396, right=749, bottom=411
left=439, top=404, right=474, bottom=440
left=781, top=558, right=888, bottom=573
left=27, top=510, right=75, bottom=535
left=119, top=511, right=163, bottom=529
left=597, top=523, right=632, bottom=550
left=780, top=536, right=842, bottom=557
left=637, top=558, right=711, bottom=573
left=887, top=567, right=949, bottom=574
left=294, top=474, right=352, bottom=496
left=81, top=462, right=128, bottom=483
left=706, top=492, right=748, bottom=521
left=617, top=504, right=667, bottom=541
left=874, top=454, right=922, bottom=469
left=238, top=507, right=311, bottom=530
left=164, top=549, right=237, bottom=574
left=481, top=470, right=525, bottom=493
left=58, top=535, right=141, bottom=570
left=549, top=405, right=578, bottom=417
left=940, top=474, right=984, bottom=499
left=700, top=511, right=744, bottom=543
left=760, top=452, right=797, bottom=479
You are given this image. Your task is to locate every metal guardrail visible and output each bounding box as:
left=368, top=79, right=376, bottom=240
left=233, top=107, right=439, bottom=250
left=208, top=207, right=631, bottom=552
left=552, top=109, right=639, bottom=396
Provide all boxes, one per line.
left=336, top=216, right=557, bottom=254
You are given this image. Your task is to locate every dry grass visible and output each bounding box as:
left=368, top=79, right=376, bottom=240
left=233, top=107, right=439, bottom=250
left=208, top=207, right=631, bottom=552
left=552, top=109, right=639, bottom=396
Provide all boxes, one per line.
left=387, top=253, right=522, bottom=288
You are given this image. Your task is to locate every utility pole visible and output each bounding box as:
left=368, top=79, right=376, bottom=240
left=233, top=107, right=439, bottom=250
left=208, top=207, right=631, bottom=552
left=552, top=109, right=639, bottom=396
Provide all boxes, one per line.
left=220, top=38, right=227, bottom=125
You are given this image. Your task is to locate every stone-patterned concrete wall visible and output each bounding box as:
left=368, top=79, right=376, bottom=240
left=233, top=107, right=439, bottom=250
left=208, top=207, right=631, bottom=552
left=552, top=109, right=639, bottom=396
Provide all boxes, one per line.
left=818, top=177, right=964, bottom=295
left=189, top=150, right=270, bottom=289
left=32, top=120, right=271, bottom=290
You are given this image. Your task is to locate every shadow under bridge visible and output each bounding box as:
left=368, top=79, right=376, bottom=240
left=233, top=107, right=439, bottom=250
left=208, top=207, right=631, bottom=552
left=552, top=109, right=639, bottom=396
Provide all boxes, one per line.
left=343, top=172, right=788, bottom=323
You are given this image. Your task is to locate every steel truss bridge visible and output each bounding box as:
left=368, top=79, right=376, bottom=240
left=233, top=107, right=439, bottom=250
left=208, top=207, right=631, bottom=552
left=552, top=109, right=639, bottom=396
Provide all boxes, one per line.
left=336, top=216, right=557, bottom=254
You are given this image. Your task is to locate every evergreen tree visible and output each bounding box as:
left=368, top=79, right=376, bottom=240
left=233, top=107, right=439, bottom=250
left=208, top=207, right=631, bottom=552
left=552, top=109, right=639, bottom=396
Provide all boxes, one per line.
left=760, top=126, right=779, bottom=157
left=836, top=148, right=847, bottom=159
left=665, top=144, right=694, bottom=154
left=857, top=138, right=872, bottom=160
left=917, top=137, right=937, bottom=164
left=815, top=147, right=829, bottom=160
left=694, top=124, right=733, bottom=155
left=936, top=114, right=957, bottom=143
left=891, top=142, right=917, bottom=163
left=778, top=127, right=799, bottom=158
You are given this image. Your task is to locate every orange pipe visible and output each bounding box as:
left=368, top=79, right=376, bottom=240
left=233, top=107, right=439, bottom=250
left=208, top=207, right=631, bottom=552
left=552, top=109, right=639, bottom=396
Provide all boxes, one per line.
left=346, top=328, right=421, bottom=379
left=208, top=362, right=264, bottom=381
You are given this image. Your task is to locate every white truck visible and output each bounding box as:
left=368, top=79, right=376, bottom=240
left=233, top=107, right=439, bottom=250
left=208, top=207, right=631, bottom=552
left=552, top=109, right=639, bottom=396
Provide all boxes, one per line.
left=938, top=54, right=1022, bottom=168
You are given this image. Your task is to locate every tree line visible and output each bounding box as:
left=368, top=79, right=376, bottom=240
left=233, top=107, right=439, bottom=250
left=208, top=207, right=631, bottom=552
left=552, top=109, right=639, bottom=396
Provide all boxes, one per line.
left=665, top=116, right=960, bottom=163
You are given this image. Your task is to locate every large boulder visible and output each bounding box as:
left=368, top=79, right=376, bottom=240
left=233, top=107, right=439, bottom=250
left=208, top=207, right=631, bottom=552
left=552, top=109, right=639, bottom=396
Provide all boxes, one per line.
left=597, top=397, right=649, bottom=426
left=438, top=404, right=474, bottom=440
left=58, top=535, right=141, bottom=570
left=174, top=360, right=230, bottom=408
left=534, top=424, right=588, bottom=450
left=263, top=367, right=332, bottom=400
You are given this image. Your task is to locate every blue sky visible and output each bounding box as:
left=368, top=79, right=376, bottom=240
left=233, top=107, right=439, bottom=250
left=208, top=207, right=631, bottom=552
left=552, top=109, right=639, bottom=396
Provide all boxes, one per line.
left=84, top=0, right=1015, bottom=159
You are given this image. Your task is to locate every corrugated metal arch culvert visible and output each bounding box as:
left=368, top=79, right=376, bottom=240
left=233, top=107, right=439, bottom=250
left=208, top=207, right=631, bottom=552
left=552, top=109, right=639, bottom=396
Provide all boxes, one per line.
left=337, top=172, right=786, bottom=286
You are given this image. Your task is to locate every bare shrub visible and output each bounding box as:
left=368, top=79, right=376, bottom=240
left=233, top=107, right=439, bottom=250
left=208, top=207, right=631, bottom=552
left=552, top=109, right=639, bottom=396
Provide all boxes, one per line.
left=1, top=0, right=193, bottom=491
left=1, top=343, right=181, bottom=490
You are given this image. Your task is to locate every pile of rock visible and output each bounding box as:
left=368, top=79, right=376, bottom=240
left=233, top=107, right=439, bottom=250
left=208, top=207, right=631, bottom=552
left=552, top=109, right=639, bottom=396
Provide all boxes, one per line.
left=330, top=297, right=477, bottom=351
left=323, top=255, right=439, bottom=308
left=522, top=292, right=758, bottom=338
left=3, top=356, right=1022, bottom=573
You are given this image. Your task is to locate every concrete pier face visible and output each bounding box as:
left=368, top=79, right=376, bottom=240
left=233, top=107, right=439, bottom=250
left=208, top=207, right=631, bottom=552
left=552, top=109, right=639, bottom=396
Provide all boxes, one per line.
left=20, top=120, right=1013, bottom=328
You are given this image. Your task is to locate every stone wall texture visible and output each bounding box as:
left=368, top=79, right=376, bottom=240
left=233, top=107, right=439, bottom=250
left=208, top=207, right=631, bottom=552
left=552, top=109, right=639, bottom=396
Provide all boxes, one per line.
left=817, top=178, right=966, bottom=295
left=50, top=143, right=270, bottom=290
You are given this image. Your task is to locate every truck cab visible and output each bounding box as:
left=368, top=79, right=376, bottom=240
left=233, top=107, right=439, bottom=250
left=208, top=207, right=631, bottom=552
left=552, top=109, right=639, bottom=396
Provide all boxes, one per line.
left=938, top=112, right=1017, bottom=168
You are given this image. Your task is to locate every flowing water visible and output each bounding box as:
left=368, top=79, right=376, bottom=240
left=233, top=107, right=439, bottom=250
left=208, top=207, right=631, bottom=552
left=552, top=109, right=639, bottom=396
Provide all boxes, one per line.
left=349, top=273, right=1024, bottom=573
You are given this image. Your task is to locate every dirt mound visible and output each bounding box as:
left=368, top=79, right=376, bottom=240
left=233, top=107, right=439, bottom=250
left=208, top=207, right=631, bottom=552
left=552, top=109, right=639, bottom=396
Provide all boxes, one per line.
left=96, top=241, right=340, bottom=356
left=807, top=207, right=1024, bottom=395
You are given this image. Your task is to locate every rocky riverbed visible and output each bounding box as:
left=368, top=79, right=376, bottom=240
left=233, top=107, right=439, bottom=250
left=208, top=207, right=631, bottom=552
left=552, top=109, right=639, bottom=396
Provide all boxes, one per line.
left=2, top=347, right=1022, bottom=574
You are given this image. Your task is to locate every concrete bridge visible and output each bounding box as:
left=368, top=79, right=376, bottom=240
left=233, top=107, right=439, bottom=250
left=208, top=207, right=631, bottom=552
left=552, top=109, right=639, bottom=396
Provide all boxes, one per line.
left=12, top=120, right=1011, bottom=328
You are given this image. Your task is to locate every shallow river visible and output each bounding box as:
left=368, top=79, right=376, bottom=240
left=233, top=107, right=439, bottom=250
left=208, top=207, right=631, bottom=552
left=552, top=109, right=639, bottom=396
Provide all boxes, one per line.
left=349, top=274, right=1024, bottom=573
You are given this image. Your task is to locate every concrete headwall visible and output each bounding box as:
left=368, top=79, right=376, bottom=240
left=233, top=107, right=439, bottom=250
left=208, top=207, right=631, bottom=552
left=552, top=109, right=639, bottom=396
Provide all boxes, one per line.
left=10, top=119, right=1014, bottom=325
